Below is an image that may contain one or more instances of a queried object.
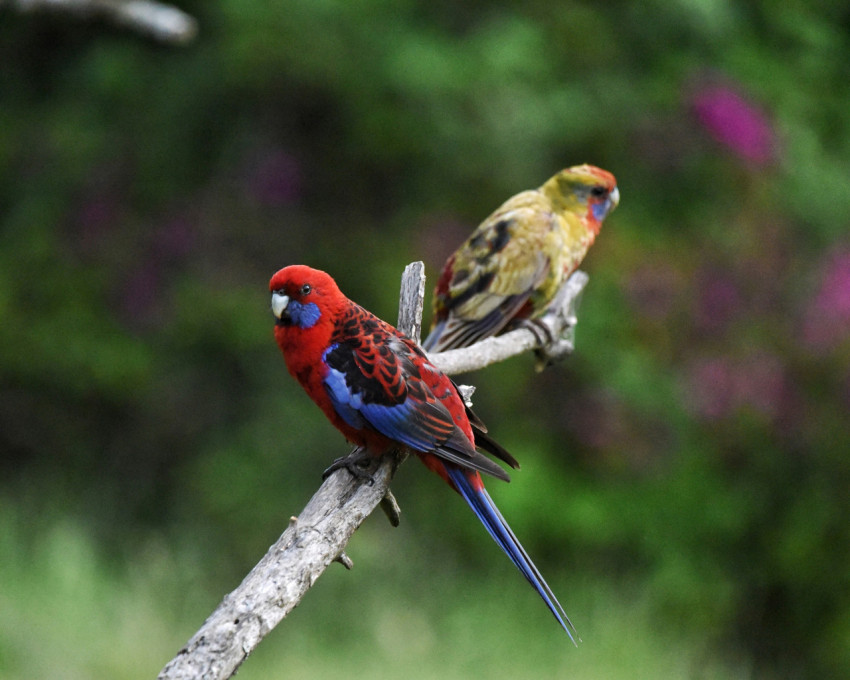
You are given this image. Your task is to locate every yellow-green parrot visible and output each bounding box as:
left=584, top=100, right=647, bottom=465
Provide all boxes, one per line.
left=423, top=164, right=619, bottom=352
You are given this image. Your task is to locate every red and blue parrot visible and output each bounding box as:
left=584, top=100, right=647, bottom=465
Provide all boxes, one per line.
left=270, top=265, right=576, bottom=641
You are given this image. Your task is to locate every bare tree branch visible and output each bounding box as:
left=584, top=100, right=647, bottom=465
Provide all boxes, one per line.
left=428, top=270, right=589, bottom=375
left=397, top=260, right=426, bottom=344
left=5, top=0, right=198, bottom=44
left=157, top=262, right=588, bottom=680
left=156, top=454, right=402, bottom=680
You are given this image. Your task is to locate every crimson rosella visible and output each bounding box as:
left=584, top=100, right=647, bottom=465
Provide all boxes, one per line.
left=423, top=164, right=619, bottom=352
left=270, top=265, right=576, bottom=640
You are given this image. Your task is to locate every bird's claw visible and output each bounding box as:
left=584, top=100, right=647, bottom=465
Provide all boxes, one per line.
left=521, top=276, right=584, bottom=370
left=322, top=446, right=377, bottom=484
left=532, top=317, right=577, bottom=370
left=324, top=449, right=403, bottom=526
left=516, top=317, right=557, bottom=347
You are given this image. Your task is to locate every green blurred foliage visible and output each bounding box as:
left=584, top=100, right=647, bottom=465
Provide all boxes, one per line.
left=2, top=1, right=850, bottom=678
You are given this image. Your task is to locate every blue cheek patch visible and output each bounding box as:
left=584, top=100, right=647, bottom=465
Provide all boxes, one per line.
left=291, top=300, right=321, bottom=328
left=592, top=198, right=613, bottom=222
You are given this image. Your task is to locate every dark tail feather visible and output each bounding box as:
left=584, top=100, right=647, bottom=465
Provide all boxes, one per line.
left=421, top=321, right=444, bottom=352
left=446, top=466, right=578, bottom=644
left=471, top=422, right=520, bottom=470
left=452, top=381, right=520, bottom=470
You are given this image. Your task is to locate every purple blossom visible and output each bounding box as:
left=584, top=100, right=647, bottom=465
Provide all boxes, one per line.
left=735, top=352, right=788, bottom=420
left=71, top=194, right=123, bottom=255
left=77, top=196, right=118, bottom=232
left=245, top=149, right=303, bottom=207
left=844, top=372, right=850, bottom=411
left=694, top=269, right=743, bottom=334
left=153, top=216, right=196, bottom=260
left=686, top=356, right=737, bottom=421
left=802, top=248, right=850, bottom=352
left=686, top=352, right=789, bottom=422
left=691, top=83, right=777, bottom=165
left=119, top=259, right=162, bottom=325
left=624, top=262, right=682, bottom=321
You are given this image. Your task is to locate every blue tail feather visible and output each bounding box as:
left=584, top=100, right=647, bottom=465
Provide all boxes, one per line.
left=446, top=466, right=578, bottom=644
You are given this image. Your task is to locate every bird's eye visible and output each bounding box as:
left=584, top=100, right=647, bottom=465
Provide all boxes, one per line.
left=590, top=186, right=608, bottom=199
left=300, top=284, right=312, bottom=296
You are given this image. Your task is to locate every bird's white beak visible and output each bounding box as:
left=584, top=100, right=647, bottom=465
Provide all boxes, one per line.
left=609, top=186, right=620, bottom=209
left=271, top=292, right=290, bottom=320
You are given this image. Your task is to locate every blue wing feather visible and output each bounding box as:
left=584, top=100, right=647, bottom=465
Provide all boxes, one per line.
left=360, top=399, right=442, bottom=451
left=321, top=334, right=511, bottom=481
left=324, top=361, right=366, bottom=430
left=322, top=340, right=455, bottom=451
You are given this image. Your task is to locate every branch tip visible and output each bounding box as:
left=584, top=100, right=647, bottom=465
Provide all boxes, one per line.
left=9, top=0, right=198, bottom=45
left=334, top=552, right=354, bottom=570
left=379, top=489, right=402, bottom=527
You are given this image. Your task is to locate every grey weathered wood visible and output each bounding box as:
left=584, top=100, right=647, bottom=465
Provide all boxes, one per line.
left=397, top=261, right=426, bottom=343
left=156, top=456, right=399, bottom=680
left=157, top=263, right=587, bottom=680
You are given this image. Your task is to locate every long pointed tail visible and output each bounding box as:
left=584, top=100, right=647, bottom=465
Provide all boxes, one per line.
left=445, top=465, right=578, bottom=643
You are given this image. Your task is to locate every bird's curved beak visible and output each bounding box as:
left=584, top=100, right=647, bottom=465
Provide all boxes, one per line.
left=271, top=291, right=290, bottom=321
left=609, top=186, right=620, bottom=209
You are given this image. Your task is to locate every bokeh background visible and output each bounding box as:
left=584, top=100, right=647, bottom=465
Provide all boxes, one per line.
left=2, top=2, right=850, bottom=678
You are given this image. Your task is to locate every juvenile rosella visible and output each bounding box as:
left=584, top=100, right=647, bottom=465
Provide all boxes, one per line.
left=423, top=164, right=619, bottom=352
left=270, top=265, right=576, bottom=640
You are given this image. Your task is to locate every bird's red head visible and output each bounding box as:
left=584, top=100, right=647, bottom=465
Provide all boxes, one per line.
left=270, top=265, right=350, bottom=378
left=269, top=265, right=344, bottom=329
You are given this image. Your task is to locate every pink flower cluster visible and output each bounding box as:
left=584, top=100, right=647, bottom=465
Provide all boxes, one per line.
left=686, top=352, right=789, bottom=422
left=692, top=83, right=777, bottom=165
left=803, top=248, right=850, bottom=352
